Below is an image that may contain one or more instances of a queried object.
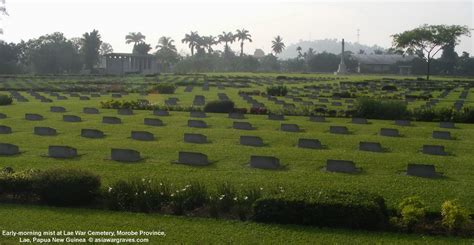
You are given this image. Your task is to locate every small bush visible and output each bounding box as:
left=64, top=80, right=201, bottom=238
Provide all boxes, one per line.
left=170, top=182, right=208, bottom=215
left=0, top=95, right=13, bottom=106
left=382, top=85, right=398, bottom=91
left=250, top=107, right=267, bottom=115
left=34, top=169, right=101, bottom=206
left=105, top=178, right=170, bottom=213
left=398, top=196, right=426, bottom=229
left=204, top=100, right=235, bottom=113
left=441, top=200, right=471, bottom=232
left=216, top=182, right=237, bottom=213
left=253, top=190, right=388, bottom=230
left=0, top=169, right=38, bottom=197
left=354, top=97, right=409, bottom=120
left=266, top=85, right=288, bottom=96
left=150, top=83, right=176, bottom=94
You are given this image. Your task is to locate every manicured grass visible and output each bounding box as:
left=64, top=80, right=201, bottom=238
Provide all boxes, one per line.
left=0, top=204, right=471, bottom=244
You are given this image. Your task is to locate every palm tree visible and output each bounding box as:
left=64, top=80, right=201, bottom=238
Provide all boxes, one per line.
left=235, top=29, right=252, bottom=56
left=201, top=35, right=217, bottom=54
left=125, top=32, right=146, bottom=46
left=218, top=31, right=235, bottom=54
left=156, top=36, right=176, bottom=52
left=181, top=31, right=200, bottom=56
left=271, top=35, right=285, bottom=55
left=296, top=46, right=302, bottom=59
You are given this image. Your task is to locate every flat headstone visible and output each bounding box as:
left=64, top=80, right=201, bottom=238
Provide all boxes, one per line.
left=25, top=113, right=43, bottom=121
left=422, top=145, right=447, bottom=156
left=228, top=112, right=245, bottom=119
left=48, top=146, right=77, bottom=158
left=406, top=164, right=439, bottom=178
left=281, top=124, right=300, bottom=132
left=268, top=114, right=284, bottom=121
left=102, top=116, right=121, bottom=124
left=249, top=155, right=280, bottom=170
left=184, top=133, right=207, bottom=144
left=240, top=136, right=263, bottom=147
left=131, top=131, right=154, bottom=141
left=309, top=116, right=326, bottom=122
left=329, top=126, right=349, bottom=134
left=326, top=159, right=358, bottom=173
left=50, top=106, right=66, bottom=113
left=0, top=143, right=20, bottom=156
left=83, top=107, right=100, bottom=114
left=0, top=125, right=12, bottom=134
left=297, top=138, right=322, bottom=149
left=439, top=122, right=455, bottom=129
left=112, top=93, right=122, bottom=98
left=177, top=151, right=209, bottom=166
left=0, top=113, right=6, bottom=119
left=153, top=110, right=169, bottom=116
left=190, top=111, right=206, bottom=118
left=144, top=118, right=164, bottom=126
left=188, top=120, right=207, bottom=128
left=34, top=127, right=57, bottom=136
left=395, top=120, right=411, bottom=126
left=111, top=148, right=141, bottom=162
left=351, top=118, right=368, bottom=124
left=63, top=115, right=82, bottom=122
left=233, top=121, right=254, bottom=130
left=432, top=131, right=452, bottom=140
left=380, top=128, right=400, bottom=137
left=359, top=141, right=383, bottom=152
left=81, top=129, right=105, bottom=139
left=117, top=108, right=133, bottom=115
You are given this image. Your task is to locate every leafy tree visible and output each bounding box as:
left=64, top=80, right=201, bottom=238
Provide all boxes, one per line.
left=125, top=32, right=146, bottom=46
left=81, top=29, right=102, bottom=71
left=99, top=42, right=113, bottom=55
left=218, top=31, right=235, bottom=55
left=132, top=42, right=151, bottom=55
left=155, top=37, right=179, bottom=71
left=0, top=0, right=8, bottom=35
left=271, top=35, right=285, bottom=55
left=181, top=31, right=200, bottom=56
left=235, top=29, right=252, bottom=56
left=156, top=36, right=176, bottom=52
left=201, top=35, right=217, bottom=54
left=392, top=24, right=470, bottom=80
left=439, top=41, right=458, bottom=75
left=0, top=40, right=21, bottom=73
left=296, top=46, right=302, bottom=59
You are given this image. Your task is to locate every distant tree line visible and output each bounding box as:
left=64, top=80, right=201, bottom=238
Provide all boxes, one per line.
left=0, top=25, right=472, bottom=76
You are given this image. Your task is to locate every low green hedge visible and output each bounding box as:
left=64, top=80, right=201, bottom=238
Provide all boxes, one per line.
left=204, top=100, right=235, bottom=113
left=252, top=190, right=388, bottom=230
left=149, top=83, right=176, bottom=94
left=0, top=95, right=13, bottom=105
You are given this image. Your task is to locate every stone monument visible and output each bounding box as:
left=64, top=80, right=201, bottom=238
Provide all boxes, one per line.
left=335, top=38, right=348, bottom=75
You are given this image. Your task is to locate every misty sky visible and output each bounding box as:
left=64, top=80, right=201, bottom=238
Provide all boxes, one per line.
left=0, top=0, right=472, bottom=56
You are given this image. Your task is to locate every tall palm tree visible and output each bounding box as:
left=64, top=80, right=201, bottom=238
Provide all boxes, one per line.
left=235, top=29, right=252, bottom=56
left=125, top=32, right=146, bottom=46
left=296, top=46, right=302, bottom=59
left=181, top=31, right=200, bottom=56
left=201, top=35, right=217, bottom=54
left=271, top=35, right=285, bottom=55
left=156, top=36, right=176, bottom=52
left=218, top=31, right=235, bottom=54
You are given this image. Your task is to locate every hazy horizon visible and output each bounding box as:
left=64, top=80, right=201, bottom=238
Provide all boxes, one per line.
left=1, top=0, right=472, bottom=57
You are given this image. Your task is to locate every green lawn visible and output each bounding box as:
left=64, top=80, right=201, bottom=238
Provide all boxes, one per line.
left=0, top=204, right=471, bottom=244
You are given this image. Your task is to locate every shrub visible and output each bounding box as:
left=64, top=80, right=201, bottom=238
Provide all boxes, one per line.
left=354, top=97, right=409, bottom=120
left=204, top=100, right=235, bottom=113
left=0, top=169, right=38, bottom=197
left=0, top=95, right=13, bottom=106
left=441, top=200, right=471, bottom=232
left=34, top=169, right=101, bottom=206
left=150, top=83, right=176, bottom=94
left=216, top=182, right=237, bottom=213
left=381, top=85, right=398, bottom=91
left=170, top=182, right=208, bottom=215
left=253, top=190, right=388, bottom=230
left=266, top=85, right=288, bottom=96
left=250, top=107, right=267, bottom=115
left=398, top=196, right=426, bottom=229
left=105, top=178, right=170, bottom=213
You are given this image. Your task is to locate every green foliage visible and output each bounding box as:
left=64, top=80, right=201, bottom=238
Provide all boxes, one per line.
left=170, top=182, right=208, bottom=215
left=104, top=178, right=170, bottom=213
left=34, top=168, right=101, bottom=206
left=398, top=196, right=427, bottom=228
left=150, top=83, right=176, bottom=94
left=354, top=97, right=409, bottom=120
left=0, top=169, right=38, bottom=196
left=81, top=29, right=102, bottom=71
left=253, top=190, right=388, bottom=230
left=204, top=100, right=235, bottom=113
left=216, top=182, right=237, bottom=213
left=441, top=200, right=471, bottom=232
left=266, top=85, right=288, bottom=96
left=0, top=94, right=13, bottom=105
